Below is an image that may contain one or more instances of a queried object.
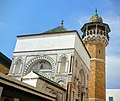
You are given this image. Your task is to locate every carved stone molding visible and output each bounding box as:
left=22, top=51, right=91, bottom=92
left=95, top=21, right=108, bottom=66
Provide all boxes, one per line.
left=59, top=54, right=69, bottom=62
left=48, top=89, right=62, bottom=101
left=82, top=34, right=109, bottom=46
left=56, top=77, right=66, bottom=83
left=78, top=81, right=82, bottom=101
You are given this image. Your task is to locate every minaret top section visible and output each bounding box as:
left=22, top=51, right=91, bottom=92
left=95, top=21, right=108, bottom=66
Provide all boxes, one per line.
left=89, top=9, right=103, bottom=23
left=81, top=10, right=111, bottom=46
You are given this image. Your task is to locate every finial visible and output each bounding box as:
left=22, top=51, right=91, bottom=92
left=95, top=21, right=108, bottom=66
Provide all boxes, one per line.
left=95, top=9, right=97, bottom=13
left=94, top=9, right=98, bottom=16
left=61, top=20, right=64, bottom=26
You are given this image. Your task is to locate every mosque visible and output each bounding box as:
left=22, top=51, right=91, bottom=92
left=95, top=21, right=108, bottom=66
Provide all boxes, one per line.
left=0, top=10, right=110, bottom=101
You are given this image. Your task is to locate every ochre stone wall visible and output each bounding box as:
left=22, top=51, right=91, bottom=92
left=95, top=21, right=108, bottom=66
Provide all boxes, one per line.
left=89, top=61, right=96, bottom=98
left=86, top=43, right=106, bottom=101
left=89, top=60, right=106, bottom=100
left=85, top=43, right=105, bottom=60
left=95, top=61, right=105, bottom=99
left=0, top=63, right=9, bottom=75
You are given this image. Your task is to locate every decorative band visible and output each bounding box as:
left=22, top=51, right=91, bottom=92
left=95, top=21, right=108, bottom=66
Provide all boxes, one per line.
left=90, top=58, right=105, bottom=63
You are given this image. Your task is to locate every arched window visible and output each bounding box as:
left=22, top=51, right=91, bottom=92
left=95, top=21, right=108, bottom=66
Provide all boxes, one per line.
left=79, top=69, right=85, bottom=86
left=79, top=69, right=86, bottom=101
left=13, top=59, right=22, bottom=74
left=29, top=60, right=52, bottom=73
left=60, top=56, right=66, bottom=73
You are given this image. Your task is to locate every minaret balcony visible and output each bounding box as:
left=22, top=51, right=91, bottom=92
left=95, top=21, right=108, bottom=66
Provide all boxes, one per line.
left=84, top=29, right=107, bottom=37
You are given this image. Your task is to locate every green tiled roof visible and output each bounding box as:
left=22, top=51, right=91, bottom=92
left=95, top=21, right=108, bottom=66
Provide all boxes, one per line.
left=43, top=25, right=67, bottom=33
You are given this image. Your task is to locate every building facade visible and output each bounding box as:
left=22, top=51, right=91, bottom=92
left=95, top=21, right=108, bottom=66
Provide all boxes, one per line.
left=8, top=25, right=90, bottom=101
left=106, top=89, right=120, bottom=101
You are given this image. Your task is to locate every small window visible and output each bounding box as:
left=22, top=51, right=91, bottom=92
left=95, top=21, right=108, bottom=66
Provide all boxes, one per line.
left=99, top=50, right=100, bottom=53
left=109, top=97, right=113, bottom=101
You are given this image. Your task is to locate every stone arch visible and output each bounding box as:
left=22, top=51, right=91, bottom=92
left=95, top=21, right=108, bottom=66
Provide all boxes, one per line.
left=56, top=77, right=66, bottom=83
left=14, top=56, right=23, bottom=64
left=11, top=57, right=23, bottom=74
left=79, top=69, right=85, bottom=86
left=58, top=54, right=69, bottom=73
left=59, top=54, right=69, bottom=62
left=23, top=56, right=55, bottom=76
left=79, top=69, right=86, bottom=101
left=56, top=77, right=66, bottom=88
left=60, top=57, right=66, bottom=73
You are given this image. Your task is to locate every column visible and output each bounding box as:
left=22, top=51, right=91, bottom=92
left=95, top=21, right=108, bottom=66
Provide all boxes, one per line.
left=57, top=62, right=61, bottom=73
left=69, top=56, right=74, bottom=73
left=65, top=61, right=69, bottom=73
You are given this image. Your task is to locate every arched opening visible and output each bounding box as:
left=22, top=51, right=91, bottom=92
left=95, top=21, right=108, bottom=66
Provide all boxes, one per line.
left=78, top=69, right=86, bottom=101
left=28, top=60, right=52, bottom=74
left=60, top=56, right=66, bottom=73
left=79, top=69, right=85, bottom=86
left=57, top=80, right=66, bottom=88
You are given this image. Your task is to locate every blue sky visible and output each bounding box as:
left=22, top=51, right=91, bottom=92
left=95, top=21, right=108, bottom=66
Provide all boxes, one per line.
left=0, top=0, right=120, bottom=88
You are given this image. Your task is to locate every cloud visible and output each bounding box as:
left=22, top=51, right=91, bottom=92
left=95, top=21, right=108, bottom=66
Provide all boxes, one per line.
left=78, top=16, right=89, bottom=26
left=104, top=0, right=113, bottom=8
left=100, top=0, right=113, bottom=12
left=106, top=56, right=120, bottom=88
left=104, top=16, right=120, bottom=36
left=104, top=15, right=120, bottom=54
left=104, top=13, right=120, bottom=88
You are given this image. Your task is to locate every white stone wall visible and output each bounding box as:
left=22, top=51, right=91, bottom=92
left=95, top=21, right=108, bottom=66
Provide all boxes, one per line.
left=8, top=31, right=90, bottom=101
left=106, top=89, right=120, bottom=101
left=14, top=33, right=75, bottom=52
left=14, top=32, right=90, bottom=68
left=74, top=33, right=90, bottom=68
left=23, top=79, right=38, bottom=87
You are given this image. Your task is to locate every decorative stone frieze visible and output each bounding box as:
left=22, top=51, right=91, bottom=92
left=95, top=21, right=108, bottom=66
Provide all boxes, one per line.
left=82, top=33, right=109, bottom=46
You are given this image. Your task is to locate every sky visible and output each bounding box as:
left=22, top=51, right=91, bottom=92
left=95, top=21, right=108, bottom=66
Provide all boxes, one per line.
left=0, top=0, right=120, bottom=89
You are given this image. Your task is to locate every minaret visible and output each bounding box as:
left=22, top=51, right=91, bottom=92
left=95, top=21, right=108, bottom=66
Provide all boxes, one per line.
left=81, top=10, right=110, bottom=101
